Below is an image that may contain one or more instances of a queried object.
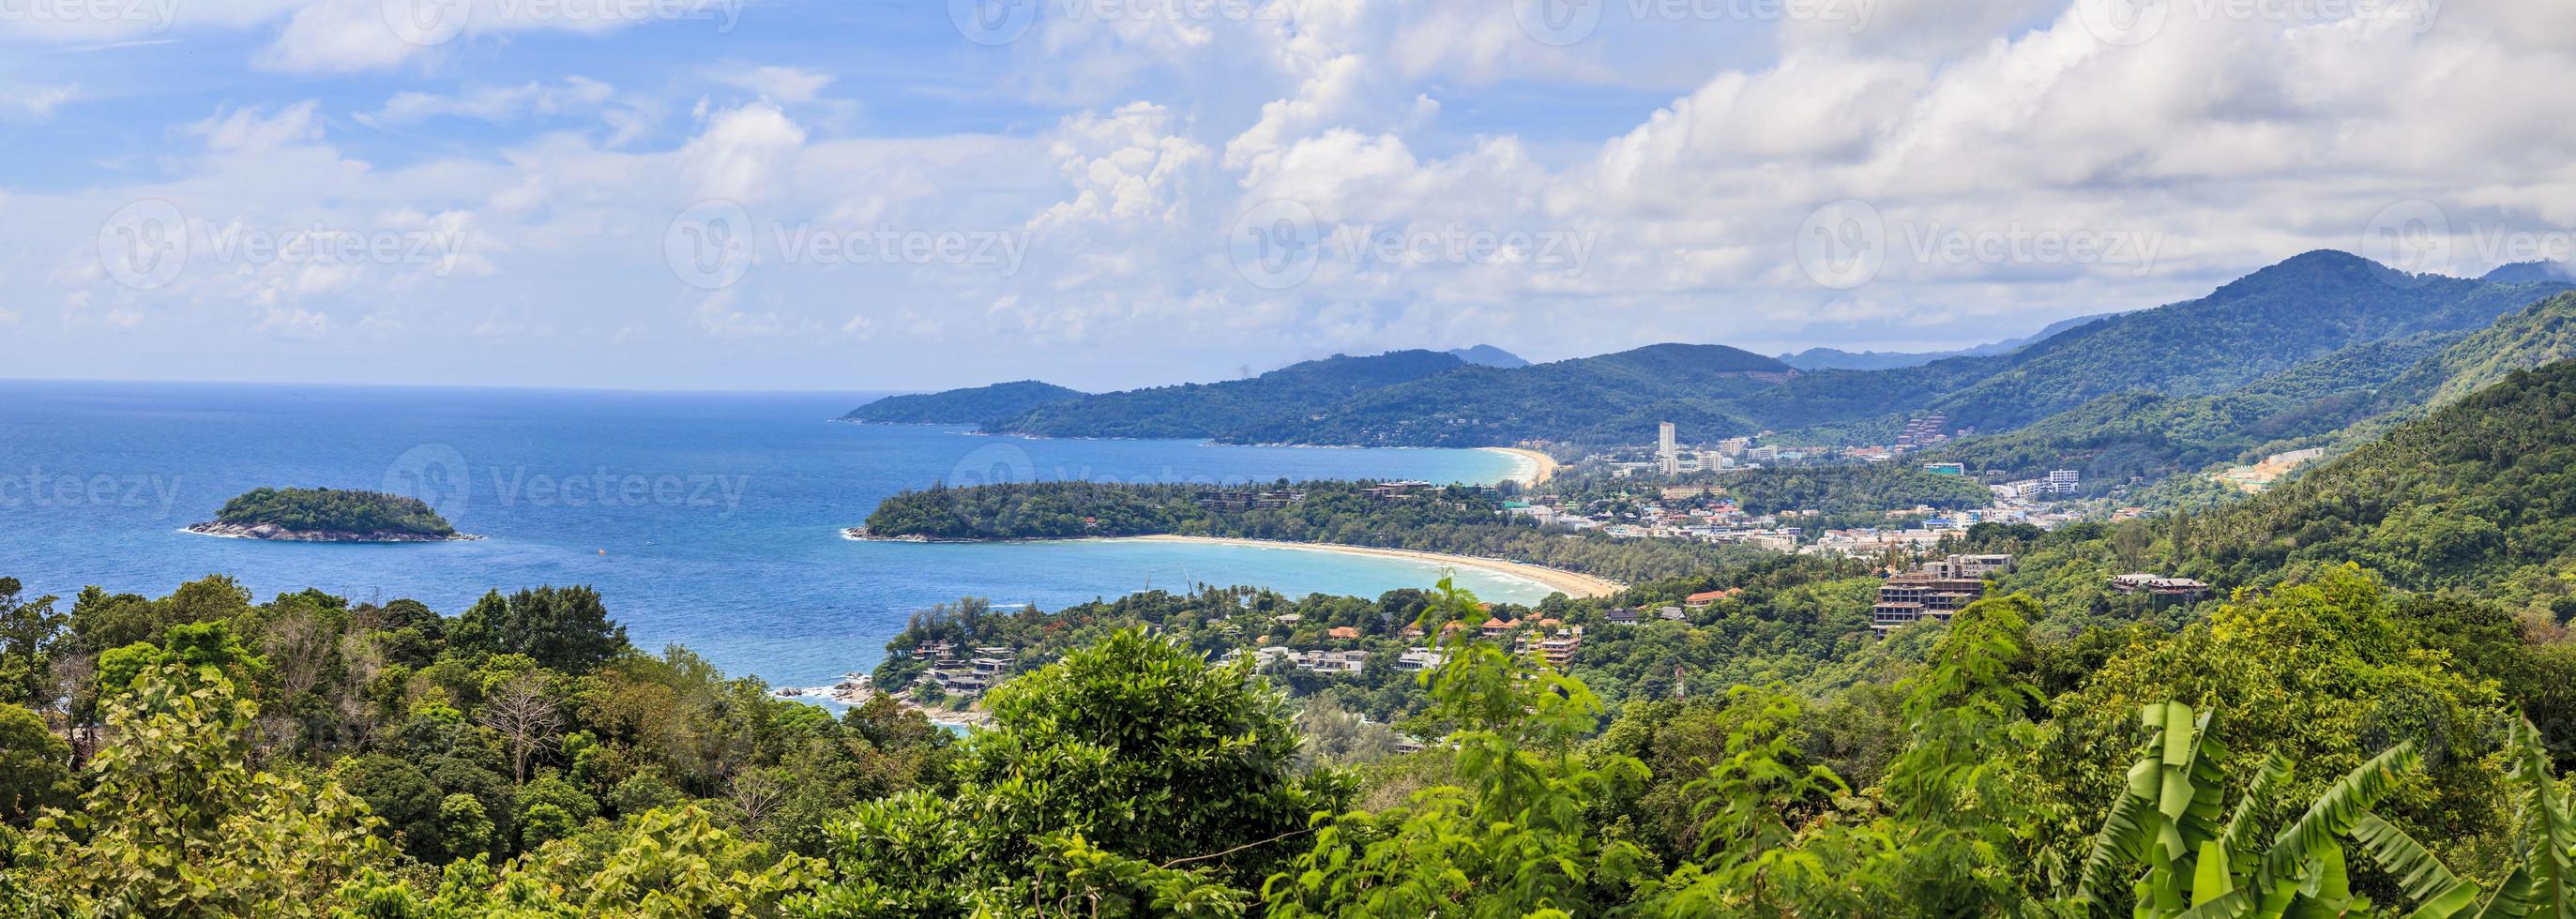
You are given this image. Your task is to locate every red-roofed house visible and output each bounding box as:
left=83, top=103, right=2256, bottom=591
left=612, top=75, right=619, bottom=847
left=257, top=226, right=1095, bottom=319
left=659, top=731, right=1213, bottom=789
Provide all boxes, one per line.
left=1685, top=588, right=1739, bottom=610
left=1327, top=625, right=1361, bottom=640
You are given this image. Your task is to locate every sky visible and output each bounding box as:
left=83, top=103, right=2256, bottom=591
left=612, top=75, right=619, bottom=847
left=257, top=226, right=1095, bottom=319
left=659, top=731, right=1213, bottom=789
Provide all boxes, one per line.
left=2, top=0, right=2572, bottom=391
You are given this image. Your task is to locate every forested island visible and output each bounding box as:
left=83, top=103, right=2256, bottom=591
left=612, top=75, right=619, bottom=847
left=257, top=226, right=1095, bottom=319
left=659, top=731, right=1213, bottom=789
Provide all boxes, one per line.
left=188, top=487, right=474, bottom=542
left=856, top=478, right=1761, bottom=584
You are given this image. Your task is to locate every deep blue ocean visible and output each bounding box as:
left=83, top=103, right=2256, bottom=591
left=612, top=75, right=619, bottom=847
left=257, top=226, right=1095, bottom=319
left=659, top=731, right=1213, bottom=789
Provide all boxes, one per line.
left=0, top=380, right=1534, bottom=691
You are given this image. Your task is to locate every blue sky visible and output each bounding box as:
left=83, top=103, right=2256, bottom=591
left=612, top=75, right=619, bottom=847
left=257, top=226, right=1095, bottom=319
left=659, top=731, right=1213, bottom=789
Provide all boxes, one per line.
left=3, top=0, right=2570, bottom=391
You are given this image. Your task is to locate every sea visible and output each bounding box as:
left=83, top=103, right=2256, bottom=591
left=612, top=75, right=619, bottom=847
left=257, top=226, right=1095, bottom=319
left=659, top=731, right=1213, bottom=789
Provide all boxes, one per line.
left=0, top=380, right=1539, bottom=693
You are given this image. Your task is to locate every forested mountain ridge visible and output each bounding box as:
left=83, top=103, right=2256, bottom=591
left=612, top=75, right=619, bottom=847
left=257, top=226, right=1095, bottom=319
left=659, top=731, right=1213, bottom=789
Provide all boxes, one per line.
left=983, top=349, right=1471, bottom=440
left=1918, top=332, right=2462, bottom=488
left=1220, top=342, right=1792, bottom=446
left=2189, top=356, right=2576, bottom=607
left=1738, top=250, right=2571, bottom=439
left=1924, top=290, right=2576, bottom=496
left=842, top=380, right=1087, bottom=426
left=857, top=252, right=2566, bottom=448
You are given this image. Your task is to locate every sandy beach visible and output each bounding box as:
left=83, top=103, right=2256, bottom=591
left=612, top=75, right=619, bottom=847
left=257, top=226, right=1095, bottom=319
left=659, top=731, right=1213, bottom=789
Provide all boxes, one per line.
left=1480, top=447, right=1560, bottom=486
left=1116, top=535, right=1621, bottom=598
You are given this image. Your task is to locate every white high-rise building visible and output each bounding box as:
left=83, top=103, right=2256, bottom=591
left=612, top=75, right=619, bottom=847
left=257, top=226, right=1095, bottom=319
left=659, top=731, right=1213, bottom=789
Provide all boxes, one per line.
left=1657, top=422, right=1679, bottom=476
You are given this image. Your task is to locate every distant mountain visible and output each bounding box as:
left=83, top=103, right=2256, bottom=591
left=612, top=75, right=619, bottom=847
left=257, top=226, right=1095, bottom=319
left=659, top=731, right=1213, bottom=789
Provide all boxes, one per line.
left=2479, top=261, right=2571, bottom=285
left=856, top=251, right=2572, bottom=450
left=1446, top=345, right=1529, bottom=368
left=1920, top=332, right=2462, bottom=488
left=1927, top=288, right=2576, bottom=493
left=2196, top=356, right=2576, bottom=599
left=1737, top=250, right=2572, bottom=439
left=1777, top=312, right=2122, bottom=370
left=989, top=350, right=1469, bottom=440
left=843, top=381, right=1088, bottom=426
left=1220, top=343, right=1793, bottom=447
left=2371, top=291, right=2576, bottom=412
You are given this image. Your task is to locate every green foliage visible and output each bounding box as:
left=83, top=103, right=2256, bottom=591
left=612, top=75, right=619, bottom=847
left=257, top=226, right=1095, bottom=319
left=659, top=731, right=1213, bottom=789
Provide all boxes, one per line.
left=0, top=703, right=72, bottom=826
left=804, top=627, right=1346, bottom=916
left=340, top=804, right=822, bottom=918
left=2192, top=360, right=2576, bottom=606
left=449, top=586, right=630, bottom=671
left=0, top=578, right=64, bottom=709
left=1714, top=463, right=1996, bottom=516
left=10, top=665, right=391, bottom=916
left=213, top=486, right=458, bottom=537
left=1266, top=580, right=1651, bottom=917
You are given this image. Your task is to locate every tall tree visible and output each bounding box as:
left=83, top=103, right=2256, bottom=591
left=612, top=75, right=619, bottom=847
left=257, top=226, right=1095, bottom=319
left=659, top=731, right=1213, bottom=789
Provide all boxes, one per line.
left=449, top=586, right=629, bottom=671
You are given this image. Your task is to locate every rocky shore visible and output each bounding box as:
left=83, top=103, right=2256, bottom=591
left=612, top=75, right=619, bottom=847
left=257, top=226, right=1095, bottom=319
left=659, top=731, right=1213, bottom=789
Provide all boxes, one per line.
left=185, top=521, right=483, bottom=543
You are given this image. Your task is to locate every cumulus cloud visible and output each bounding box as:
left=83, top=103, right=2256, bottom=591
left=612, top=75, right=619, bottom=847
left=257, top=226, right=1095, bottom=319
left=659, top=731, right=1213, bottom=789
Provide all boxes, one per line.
left=8, top=0, right=2576, bottom=386
left=358, top=78, right=615, bottom=126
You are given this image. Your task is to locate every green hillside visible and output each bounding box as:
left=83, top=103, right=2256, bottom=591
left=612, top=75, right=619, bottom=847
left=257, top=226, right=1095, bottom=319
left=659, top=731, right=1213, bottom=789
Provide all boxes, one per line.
left=1928, top=290, right=2576, bottom=498
left=1220, top=342, right=1790, bottom=446
left=1921, top=332, right=2462, bottom=488
left=2192, top=358, right=2576, bottom=607
left=842, top=380, right=1086, bottom=425
left=989, top=350, right=1469, bottom=440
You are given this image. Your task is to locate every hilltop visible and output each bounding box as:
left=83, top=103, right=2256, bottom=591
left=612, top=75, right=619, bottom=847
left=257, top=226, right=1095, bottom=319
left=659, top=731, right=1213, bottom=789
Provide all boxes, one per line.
left=188, top=487, right=472, bottom=542
left=843, top=381, right=1087, bottom=426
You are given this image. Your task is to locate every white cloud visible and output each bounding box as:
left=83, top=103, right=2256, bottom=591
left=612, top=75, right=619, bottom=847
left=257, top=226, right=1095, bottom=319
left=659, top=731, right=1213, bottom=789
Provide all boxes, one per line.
left=713, top=66, right=835, bottom=103
left=358, top=78, right=614, bottom=126
left=676, top=103, right=808, bottom=203
left=7, top=84, right=79, bottom=120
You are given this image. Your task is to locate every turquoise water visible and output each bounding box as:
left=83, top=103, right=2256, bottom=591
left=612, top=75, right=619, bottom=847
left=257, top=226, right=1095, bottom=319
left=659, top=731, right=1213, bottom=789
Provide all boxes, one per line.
left=0, top=381, right=1530, bottom=689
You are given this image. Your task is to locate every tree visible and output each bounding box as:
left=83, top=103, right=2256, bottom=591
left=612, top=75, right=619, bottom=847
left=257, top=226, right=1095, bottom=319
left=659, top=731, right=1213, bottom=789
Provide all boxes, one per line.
left=476, top=671, right=563, bottom=783
left=1266, top=580, right=1650, bottom=917
left=0, top=579, right=64, bottom=708
left=450, top=586, right=629, bottom=672
left=0, top=702, right=72, bottom=825
left=2074, top=701, right=2475, bottom=918
left=8, top=664, right=390, bottom=916
left=804, top=627, right=1348, bottom=916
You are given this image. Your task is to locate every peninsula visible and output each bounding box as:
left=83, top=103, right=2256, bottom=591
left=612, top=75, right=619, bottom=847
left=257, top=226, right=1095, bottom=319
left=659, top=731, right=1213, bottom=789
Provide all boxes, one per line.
left=188, top=487, right=477, bottom=542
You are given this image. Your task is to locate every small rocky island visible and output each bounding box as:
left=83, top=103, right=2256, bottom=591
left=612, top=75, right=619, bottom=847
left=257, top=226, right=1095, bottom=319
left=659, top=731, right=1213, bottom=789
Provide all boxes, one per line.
left=189, top=487, right=479, bottom=542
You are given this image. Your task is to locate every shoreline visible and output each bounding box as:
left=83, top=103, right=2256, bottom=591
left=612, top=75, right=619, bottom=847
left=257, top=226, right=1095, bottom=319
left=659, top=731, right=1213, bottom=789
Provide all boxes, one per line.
left=1478, top=447, right=1558, bottom=487
left=1110, top=535, right=1621, bottom=598
left=182, top=521, right=483, bottom=543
